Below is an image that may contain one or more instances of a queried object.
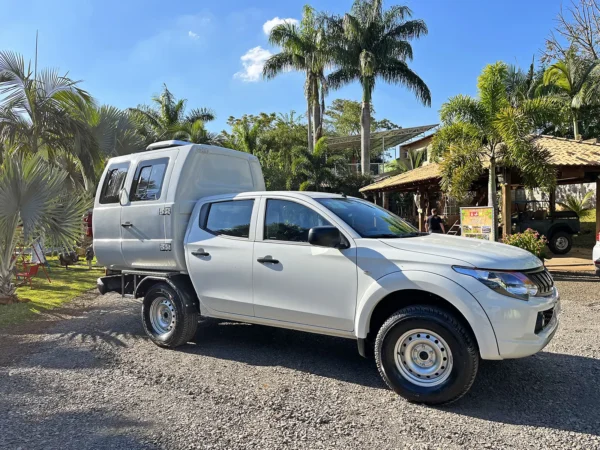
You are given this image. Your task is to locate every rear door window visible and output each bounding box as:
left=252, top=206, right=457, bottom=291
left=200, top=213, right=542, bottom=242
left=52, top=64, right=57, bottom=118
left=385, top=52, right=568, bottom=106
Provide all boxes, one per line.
left=130, top=157, right=169, bottom=202
left=202, top=200, right=255, bottom=238
left=99, top=162, right=130, bottom=204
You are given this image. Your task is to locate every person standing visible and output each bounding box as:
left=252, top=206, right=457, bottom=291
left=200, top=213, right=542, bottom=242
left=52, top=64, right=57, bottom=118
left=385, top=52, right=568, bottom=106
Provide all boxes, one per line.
left=426, top=208, right=445, bottom=234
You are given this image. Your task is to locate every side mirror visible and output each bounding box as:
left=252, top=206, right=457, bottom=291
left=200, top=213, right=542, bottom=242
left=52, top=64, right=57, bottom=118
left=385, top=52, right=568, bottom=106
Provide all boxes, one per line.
left=119, top=188, right=129, bottom=206
left=308, top=226, right=343, bottom=248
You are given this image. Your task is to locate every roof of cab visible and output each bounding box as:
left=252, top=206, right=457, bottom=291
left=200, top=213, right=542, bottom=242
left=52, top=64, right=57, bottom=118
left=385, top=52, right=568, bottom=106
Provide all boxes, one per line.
left=104, top=142, right=259, bottom=164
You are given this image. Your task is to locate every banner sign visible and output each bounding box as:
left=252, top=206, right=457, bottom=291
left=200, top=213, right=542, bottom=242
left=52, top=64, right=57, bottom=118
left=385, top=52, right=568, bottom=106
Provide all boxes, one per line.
left=460, top=207, right=494, bottom=240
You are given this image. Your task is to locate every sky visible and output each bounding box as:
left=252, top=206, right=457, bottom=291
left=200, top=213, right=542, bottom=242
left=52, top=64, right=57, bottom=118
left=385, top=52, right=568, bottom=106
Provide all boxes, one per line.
left=0, top=0, right=565, bottom=134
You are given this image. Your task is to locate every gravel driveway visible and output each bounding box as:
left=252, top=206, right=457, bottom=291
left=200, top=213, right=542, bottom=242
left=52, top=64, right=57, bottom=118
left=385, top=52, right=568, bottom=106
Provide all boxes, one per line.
left=1, top=274, right=599, bottom=450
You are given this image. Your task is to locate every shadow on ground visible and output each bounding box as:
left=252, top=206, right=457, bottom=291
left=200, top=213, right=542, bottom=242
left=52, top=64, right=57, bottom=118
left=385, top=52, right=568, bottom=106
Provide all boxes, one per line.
left=184, top=319, right=600, bottom=436
left=186, top=318, right=385, bottom=389
left=454, top=353, right=600, bottom=435
left=550, top=271, right=599, bottom=282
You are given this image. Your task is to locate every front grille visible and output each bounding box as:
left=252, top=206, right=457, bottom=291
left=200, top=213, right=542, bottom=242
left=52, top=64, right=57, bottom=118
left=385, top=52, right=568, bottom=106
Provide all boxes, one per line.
left=526, top=268, right=554, bottom=296
left=535, top=308, right=555, bottom=334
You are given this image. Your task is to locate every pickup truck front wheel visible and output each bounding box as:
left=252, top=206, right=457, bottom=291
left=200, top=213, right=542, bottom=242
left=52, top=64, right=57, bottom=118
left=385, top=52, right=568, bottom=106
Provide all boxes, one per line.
left=374, top=305, right=478, bottom=405
left=142, top=283, right=198, bottom=348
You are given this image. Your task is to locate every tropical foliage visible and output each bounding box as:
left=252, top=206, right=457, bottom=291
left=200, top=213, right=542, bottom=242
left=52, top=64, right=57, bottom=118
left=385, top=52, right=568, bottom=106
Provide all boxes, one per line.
left=543, top=49, right=600, bottom=139
left=0, top=51, right=98, bottom=181
left=558, top=191, right=595, bottom=216
left=129, top=84, right=216, bottom=146
left=264, top=6, right=328, bottom=152
left=0, top=154, right=87, bottom=301
left=432, top=62, right=558, bottom=240
left=293, top=137, right=345, bottom=191
left=326, top=0, right=431, bottom=173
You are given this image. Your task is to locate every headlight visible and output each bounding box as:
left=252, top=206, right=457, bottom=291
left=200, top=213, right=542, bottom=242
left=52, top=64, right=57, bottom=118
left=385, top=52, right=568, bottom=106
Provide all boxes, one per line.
left=453, top=266, right=538, bottom=300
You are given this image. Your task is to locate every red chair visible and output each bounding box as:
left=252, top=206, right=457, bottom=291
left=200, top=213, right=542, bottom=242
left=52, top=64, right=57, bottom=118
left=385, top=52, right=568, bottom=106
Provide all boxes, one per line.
left=16, top=263, right=40, bottom=289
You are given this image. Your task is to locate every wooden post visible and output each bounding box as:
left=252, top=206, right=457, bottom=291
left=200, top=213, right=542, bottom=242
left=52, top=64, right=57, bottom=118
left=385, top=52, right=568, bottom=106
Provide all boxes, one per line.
left=596, top=178, right=600, bottom=238
left=501, top=171, right=512, bottom=240
left=549, top=188, right=556, bottom=217
left=382, top=190, right=389, bottom=210
left=418, top=189, right=426, bottom=232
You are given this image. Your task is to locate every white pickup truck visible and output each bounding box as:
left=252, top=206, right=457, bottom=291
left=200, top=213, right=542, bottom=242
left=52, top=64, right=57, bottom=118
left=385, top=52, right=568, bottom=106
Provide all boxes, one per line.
left=93, top=140, right=560, bottom=405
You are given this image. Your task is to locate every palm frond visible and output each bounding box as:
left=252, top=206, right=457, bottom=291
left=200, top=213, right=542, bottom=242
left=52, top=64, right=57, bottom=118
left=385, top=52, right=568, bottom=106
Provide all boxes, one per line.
left=186, top=107, right=215, bottom=123
left=439, top=94, right=487, bottom=127
left=378, top=58, right=431, bottom=106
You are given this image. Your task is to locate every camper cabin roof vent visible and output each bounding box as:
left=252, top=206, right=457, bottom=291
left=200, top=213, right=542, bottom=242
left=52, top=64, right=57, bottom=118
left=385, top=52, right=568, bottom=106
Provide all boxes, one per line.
left=146, top=140, right=191, bottom=151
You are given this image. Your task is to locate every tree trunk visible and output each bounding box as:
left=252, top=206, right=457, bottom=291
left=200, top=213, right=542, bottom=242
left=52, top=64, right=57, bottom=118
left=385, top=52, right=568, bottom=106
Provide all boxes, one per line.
left=312, top=78, right=322, bottom=148
left=361, top=101, right=371, bottom=174
left=573, top=113, right=580, bottom=140
left=307, top=99, right=313, bottom=153
left=488, top=157, right=498, bottom=242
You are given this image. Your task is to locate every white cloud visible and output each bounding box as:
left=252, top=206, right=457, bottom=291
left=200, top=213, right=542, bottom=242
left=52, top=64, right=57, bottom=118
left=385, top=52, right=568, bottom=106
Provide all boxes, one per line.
left=262, top=17, right=299, bottom=35
left=234, top=46, right=273, bottom=82
left=188, top=31, right=199, bottom=40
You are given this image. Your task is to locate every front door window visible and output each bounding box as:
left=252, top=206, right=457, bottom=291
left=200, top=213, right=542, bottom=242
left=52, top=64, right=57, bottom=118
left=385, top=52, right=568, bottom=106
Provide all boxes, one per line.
left=264, top=199, right=331, bottom=242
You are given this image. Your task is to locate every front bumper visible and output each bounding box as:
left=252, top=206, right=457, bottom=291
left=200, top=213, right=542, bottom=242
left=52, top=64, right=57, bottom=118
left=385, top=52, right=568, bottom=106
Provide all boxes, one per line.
left=473, top=286, right=561, bottom=359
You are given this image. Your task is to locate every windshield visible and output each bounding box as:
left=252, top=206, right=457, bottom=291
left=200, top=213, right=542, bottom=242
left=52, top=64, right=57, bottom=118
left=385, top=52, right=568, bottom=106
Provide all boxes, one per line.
left=317, top=198, right=420, bottom=238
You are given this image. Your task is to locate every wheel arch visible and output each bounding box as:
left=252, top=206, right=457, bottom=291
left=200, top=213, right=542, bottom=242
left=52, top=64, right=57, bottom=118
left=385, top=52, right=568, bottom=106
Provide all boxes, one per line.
left=546, top=224, right=573, bottom=239
left=135, top=274, right=200, bottom=313
left=355, top=271, right=501, bottom=360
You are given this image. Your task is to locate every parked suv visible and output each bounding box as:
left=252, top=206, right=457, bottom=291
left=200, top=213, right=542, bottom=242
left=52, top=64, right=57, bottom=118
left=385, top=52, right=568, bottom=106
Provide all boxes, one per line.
left=94, top=141, right=560, bottom=405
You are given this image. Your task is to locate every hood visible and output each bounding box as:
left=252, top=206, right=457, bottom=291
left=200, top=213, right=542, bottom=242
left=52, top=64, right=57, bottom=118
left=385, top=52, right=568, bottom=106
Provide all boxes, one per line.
left=380, top=234, right=542, bottom=271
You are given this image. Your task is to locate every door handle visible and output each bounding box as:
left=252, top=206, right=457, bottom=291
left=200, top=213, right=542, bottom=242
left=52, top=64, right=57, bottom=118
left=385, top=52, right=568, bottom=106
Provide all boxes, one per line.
left=257, top=257, right=279, bottom=264
left=121, top=222, right=133, bottom=228
left=191, top=249, right=210, bottom=257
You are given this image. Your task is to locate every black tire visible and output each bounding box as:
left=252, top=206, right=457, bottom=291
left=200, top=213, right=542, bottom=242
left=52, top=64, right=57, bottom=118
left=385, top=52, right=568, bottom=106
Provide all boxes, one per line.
left=548, top=231, right=572, bottom=255
left=374, top=305, right=479, bottom=405
left=142, top=282, right=198, bottom=348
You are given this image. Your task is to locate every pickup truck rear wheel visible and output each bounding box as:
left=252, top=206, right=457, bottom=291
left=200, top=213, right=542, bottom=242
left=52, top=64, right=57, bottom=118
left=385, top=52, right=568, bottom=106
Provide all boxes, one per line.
left=142, top=283, right=198, bottom=348
left=548, top=231, right=572, bottom=255
left=374, top=305, right=478, bottom=405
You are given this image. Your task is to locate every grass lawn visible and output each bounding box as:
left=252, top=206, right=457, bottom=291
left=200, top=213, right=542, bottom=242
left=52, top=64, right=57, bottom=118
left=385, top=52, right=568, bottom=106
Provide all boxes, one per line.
left=0, top=258, right=103, bottom=328
left=573, top=208, right=597, bottom=249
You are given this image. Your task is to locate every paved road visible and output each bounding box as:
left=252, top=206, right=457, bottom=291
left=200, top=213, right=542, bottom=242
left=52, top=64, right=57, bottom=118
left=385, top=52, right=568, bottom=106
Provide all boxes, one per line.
left=1, top=274, right=599, bottom=449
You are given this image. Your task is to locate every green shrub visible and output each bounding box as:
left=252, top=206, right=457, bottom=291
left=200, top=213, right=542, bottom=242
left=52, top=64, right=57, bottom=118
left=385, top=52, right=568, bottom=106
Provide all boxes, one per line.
left=502, top=228, right=548, bottom=259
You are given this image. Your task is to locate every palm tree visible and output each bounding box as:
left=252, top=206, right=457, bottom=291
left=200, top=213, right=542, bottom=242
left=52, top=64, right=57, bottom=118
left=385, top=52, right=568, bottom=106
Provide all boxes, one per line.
left=86, top=105, right=145, bottom=158
left=385, top=148, right=425, bottom=172
left=543, top=48, right=600, bottom=138
left=0, top=51, right=98, bottom=178
left=327, top=1, right=431, bottom=174
left=129, top=84, right=215, bottom=144
left=223, top=115, right=264, bottom=154
left=558, top=191, right=595, bottom=217
left=432, top=62, right=557, bottom=241
left=293, top=137, right=344, bottom=191
left=263, top=6, right=329, bottom=151
left=0, top=153, right=88, bottom=302
left=171, top=120, right=222, bottom=145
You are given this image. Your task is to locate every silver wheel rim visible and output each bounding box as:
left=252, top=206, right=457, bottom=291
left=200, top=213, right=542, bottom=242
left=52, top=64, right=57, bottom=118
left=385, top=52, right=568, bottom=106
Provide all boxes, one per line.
left=394, top=329, right=453, bottom=387
left=149, top=297, right=176, bottom=336
left=555, top=236, right=568, bottom=251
